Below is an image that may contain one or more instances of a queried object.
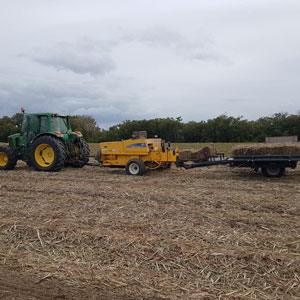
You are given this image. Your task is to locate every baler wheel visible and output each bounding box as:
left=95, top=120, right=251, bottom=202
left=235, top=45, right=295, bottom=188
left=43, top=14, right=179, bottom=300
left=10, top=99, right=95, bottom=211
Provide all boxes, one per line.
left=94, top=150, right=101, bottom=162
left=126, top=159, right=146, bottom=176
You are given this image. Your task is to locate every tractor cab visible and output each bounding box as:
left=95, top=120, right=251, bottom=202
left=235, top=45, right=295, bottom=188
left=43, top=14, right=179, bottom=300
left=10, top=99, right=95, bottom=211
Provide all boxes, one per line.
left=18, top=113, right=71, bottom=144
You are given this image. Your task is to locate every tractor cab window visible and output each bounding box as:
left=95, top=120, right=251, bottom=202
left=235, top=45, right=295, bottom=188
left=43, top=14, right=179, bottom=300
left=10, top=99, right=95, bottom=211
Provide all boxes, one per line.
left=21, top=115, right=39, bottom=134
left=29, top=115, right=39, bottom=133
left=40, top=116, right=48, bottom=133
left=21, top=115, right=29, bottom=134
left=20, top=115, right=39, bottom=142
left=52, top=117, right=69, bottom=134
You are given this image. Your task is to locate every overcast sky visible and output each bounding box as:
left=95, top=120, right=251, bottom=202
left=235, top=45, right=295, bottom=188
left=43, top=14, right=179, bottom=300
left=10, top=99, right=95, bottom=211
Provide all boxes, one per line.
left=0, top=0, right=299, bottom=128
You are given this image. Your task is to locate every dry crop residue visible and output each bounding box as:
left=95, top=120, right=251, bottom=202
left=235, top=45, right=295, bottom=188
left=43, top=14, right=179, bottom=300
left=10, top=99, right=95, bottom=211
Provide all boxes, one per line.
left=0, top=161, right=300, bottom=300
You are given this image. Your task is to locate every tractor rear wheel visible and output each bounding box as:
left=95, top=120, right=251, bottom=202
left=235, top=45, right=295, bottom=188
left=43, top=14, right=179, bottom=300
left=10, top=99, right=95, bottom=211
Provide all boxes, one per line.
left=126, top=159, right=146, bottom=176
left=0, top=146, right=17, bottom=170
left=29, top=136, right=66, bottom=172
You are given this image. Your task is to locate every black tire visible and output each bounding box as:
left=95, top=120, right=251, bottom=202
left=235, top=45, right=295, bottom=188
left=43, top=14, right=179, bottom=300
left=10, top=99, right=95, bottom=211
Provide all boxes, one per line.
left=57, top=139, right=67, bottom=165
left=0, top=146, right=17, bottom=170
left=125, top=159, right=146, bottom=176
left=70, top=138, right=90, bottom=168
left=94, top=150, right=101, bottom=163
left=262, top=165, right=285, bottom=178
left=162, top=162, right=171, bottom=169
left=29, top=135, right=66, bottom=172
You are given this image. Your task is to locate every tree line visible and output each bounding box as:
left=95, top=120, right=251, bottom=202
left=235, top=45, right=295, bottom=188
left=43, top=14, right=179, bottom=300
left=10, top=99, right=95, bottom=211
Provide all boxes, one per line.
left=0, top=112, right=299, bottom=143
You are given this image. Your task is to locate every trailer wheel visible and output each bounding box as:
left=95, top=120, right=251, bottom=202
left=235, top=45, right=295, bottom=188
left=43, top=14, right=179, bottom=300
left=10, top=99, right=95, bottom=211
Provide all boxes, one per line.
left=126, top=159, right=146, bottom=176
left=262, top=165, right=285, bottom=178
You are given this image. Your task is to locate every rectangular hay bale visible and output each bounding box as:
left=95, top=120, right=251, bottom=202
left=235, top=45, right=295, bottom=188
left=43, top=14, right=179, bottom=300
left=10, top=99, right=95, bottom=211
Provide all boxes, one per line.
left=232, top=143, right=300, bottom=156
left=179, top=146, right=216, bottom=161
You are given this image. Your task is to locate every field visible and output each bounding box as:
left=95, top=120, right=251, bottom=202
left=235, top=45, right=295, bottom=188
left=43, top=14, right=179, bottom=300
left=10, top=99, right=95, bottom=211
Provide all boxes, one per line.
left=0, top=143, right=300, bottom=299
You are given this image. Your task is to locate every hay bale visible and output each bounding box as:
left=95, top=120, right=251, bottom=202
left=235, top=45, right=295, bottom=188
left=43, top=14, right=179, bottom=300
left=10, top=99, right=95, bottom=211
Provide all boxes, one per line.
left=178, top=150, right=194, bottom=160
left=232, top=143, right=300, bottom=156
left=179, top=146, right=216, bottom=161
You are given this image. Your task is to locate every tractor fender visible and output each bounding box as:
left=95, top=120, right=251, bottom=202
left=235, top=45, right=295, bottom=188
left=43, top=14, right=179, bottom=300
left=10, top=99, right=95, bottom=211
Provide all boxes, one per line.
left=30, top=133, right=63, bottom=145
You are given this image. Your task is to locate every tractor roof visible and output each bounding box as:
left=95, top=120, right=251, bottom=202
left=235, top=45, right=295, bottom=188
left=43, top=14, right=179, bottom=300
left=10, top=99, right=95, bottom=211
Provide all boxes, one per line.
left=27, top=113, right=68, bottom=117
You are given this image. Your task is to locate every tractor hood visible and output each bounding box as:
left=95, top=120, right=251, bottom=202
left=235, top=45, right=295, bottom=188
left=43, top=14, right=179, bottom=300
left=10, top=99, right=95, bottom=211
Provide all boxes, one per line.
left=7, top=133, right=21, bottom=149
left=8, top=133, right=20, bottom=139
left=59, top=131, right=83, bottom=140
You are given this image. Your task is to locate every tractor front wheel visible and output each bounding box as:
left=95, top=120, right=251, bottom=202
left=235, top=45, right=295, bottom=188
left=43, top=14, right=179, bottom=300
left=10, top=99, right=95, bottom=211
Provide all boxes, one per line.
left=0, top=146, right=17, bottom=170
left=126, top=159, right=146, bottom=176
left=29, top=136, right=66, bottom=172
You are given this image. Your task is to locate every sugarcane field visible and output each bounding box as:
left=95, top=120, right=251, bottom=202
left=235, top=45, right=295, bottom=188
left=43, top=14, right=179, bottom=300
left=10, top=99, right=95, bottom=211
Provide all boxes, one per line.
left=2, top=1, right=300, bottom=299
left=0, top=142, right=299, bottom=300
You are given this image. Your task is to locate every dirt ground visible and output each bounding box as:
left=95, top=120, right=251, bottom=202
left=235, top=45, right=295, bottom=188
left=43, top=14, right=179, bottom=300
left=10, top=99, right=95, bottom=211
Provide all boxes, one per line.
left=0, top=161, right=299, bottom=299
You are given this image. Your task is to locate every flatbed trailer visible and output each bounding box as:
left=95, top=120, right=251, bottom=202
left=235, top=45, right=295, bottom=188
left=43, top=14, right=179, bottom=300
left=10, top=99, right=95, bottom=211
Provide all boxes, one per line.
left=181, top=154, right=300, bottom=178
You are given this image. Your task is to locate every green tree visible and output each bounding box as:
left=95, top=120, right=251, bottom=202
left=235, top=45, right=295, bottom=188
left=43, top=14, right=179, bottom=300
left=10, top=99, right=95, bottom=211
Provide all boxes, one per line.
left=1, top=111, right=300, bottom=144
left=11, top=113, right=24, bottom=130
left=70, top=115, right=102, bottom=142
left=0, top=116, right=19, bottom=142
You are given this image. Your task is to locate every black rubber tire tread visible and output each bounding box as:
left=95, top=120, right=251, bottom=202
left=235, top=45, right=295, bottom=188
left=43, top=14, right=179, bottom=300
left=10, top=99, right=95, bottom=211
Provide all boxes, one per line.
left=125, top=159, right=146, bottom=176
left=262, top=166, right=285, bottom=178
left=57, top=139, right=67, bottom=165
left=94, top=150, right=101, bottom=163
left=29, top=135, right=66, bottom=172
left=71, top=138, right=90, bottom=168
left=162, top=162, right=171, bottom=169
left=0, top=146, right=17, bottom=170
left=80, top=138, right=90, bottom=164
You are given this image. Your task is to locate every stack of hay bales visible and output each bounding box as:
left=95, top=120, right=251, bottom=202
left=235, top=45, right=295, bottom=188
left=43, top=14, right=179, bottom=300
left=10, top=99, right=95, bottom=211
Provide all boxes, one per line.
left=232, top=143, right=300, bottom=156
left=179, top=146, right=216, bottom=161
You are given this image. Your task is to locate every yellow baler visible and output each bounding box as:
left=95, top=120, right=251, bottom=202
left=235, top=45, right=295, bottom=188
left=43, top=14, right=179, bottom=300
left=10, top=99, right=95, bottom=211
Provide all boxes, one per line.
left=99, top=138, right=178, bottom=175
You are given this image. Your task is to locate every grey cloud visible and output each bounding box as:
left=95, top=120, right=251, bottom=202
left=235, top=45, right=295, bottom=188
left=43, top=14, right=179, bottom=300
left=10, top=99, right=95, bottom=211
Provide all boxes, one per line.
left=30, top=27, right=223, bottom=80
left=223, top=97, right=246, bottom=103
left=73, top=37, right=119, bottom=53
left=31, top=39, right=116, bottom=77
left=128, top=27, right=183, bottom=47
left=121, top=27, right=224, bottom=62
left=34, top=54, right=114, bottom=76
left=190, top=52, right=230, bottom=63
left=190, top=52, right=217, bottom=61
left=0, top=81, right=151, bottom=128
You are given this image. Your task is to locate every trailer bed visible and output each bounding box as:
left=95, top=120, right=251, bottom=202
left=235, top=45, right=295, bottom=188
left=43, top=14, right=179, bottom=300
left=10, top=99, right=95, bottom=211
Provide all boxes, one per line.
left=182, top=154, right=300, bottom=178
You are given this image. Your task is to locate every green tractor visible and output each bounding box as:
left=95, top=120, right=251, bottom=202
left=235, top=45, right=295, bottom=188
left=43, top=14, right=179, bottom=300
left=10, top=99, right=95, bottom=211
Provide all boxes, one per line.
left=0, top=110, right=90, bottom=172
